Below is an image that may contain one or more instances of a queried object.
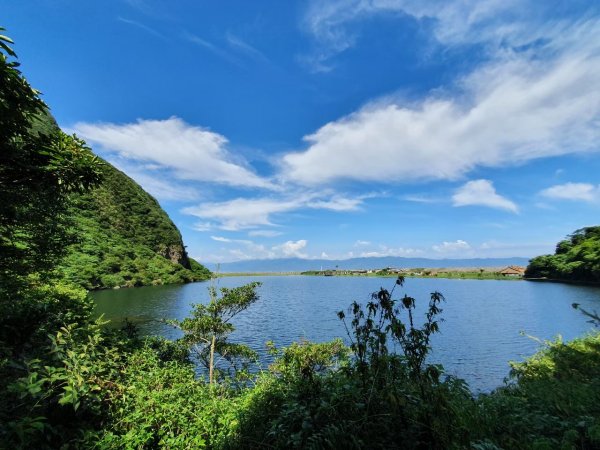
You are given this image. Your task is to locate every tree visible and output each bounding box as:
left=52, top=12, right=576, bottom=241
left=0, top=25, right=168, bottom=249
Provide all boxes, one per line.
left=525, top=226, right=600, bottom=282
left=0, top=27, right=102, bottom=291
left=169, top=281, right=261, bottom=384
left=0, top=27, right=103, bottom=352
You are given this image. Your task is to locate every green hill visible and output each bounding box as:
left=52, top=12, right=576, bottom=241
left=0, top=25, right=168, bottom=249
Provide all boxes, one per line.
left=17, top=109, right=211, bottom=291
left=59, top=159, right=211, bottom=289
left=525, top=226, right=600, bottom=283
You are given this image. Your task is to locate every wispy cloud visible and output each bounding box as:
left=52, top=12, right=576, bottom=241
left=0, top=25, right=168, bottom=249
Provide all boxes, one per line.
left=248, top=230, right=284, bottom=238
left=402, top=194, right=442, bottom=204
left=300, top=0, right=581, bottom=69
left=540, top=182, right=600, bottom=203
left=117, top=16, right=165, bottom=39
left=183, top=32, right=243, bottom=66
left=182, top=191, right=371, bottom=231
left=452, top=180, right=518, bottom=213
left=225, top=32, right=269, bottom=63
left=73, top=117, right=273, bottom=189
left=283, top=17, right=600, bottom=186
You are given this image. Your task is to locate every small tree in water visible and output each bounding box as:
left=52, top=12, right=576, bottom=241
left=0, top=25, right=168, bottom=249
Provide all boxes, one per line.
left=169, top=281, right=261, bottom=385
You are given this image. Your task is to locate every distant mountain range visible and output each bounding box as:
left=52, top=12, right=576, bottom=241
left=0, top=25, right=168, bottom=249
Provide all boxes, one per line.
left=211, top=256, right=531, bottom=273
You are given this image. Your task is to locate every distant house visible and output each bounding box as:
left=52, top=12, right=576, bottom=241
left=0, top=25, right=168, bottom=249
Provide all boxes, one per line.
left=499, top=266, right=526, bottom=277
left=349, top=269, right=368, bottom=275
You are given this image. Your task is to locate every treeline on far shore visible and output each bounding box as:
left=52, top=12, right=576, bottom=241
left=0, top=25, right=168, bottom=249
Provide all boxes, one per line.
left=301, top=267, right=524, bottom=280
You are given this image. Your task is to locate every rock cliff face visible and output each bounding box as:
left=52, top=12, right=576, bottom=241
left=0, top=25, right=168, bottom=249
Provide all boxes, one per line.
left=58, top=157, right=210, bottom=289
left=159, top=243, right=190, bottom=268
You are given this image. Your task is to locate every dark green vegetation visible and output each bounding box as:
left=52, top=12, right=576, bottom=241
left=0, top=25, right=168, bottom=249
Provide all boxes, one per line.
left=2, top=27, right=600, bottom=449
left=526, top=227, right=600, bottom=283
left=60, top=158, right=211, bottom=289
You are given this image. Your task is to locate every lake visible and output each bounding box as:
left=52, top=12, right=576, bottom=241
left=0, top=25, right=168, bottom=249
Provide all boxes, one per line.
left=92, top=276, right=600, bottom=392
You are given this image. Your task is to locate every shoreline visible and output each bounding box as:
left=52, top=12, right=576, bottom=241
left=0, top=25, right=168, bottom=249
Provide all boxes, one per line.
left=217, top=269, right=525, bottom=281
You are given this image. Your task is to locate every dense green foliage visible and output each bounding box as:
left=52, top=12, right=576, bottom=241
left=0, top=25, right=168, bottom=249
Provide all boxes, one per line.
left=0, top=27, right=110, bottom=446
left=0, top=29, right=102, bottom=294
left=3, top=26, right=600, bottom=450
left=526, top=227, right=600, bottom=283
left=59, top=158, right=211, bottom=289
left=472, top=333, right=600, bottom=449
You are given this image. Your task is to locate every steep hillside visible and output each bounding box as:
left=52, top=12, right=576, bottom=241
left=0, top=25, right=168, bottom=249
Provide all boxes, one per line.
left=525, top=226, right=600, bottom=283
left=59, top=159, right=211, bottom=289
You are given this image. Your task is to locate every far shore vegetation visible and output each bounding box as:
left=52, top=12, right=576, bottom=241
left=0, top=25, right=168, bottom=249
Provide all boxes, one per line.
left=218, top=266, right=526, bottom=281
left=525, top=226, right=600, bottom=284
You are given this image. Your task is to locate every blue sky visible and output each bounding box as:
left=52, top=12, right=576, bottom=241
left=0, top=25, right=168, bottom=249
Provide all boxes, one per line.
left=4, top=0, right=600, bottom=264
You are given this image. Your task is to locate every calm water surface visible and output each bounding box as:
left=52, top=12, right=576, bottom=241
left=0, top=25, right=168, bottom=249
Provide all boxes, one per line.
left=92, top=276, right=600, bottom=392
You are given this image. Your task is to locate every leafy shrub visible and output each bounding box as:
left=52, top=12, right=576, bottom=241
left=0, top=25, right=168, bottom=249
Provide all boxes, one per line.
left=473, top=333, right=600, bottom=449
left=93, top=346, right=239, bottom=449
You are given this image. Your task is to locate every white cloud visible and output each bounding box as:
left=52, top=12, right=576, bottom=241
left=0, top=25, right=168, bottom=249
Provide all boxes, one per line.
left=248, top=230, right=284, bottom=237
left=210, top=236, right=235, bottom=243
left=102, top=157, right=200, bottom=202
left=73, top=117, right=273, bottom=189
left=452, top=180, right=518, bottom=213
left=286, top=18, right=600, bottom=185
left=354, top=240, right=371, bottom=246
left=182, top=192, right=370, bottom=230
left=183, top=197, right=298, bottom=231
left=192, top=222, right=214, bottom=232
left=201, top=237, right=312, bottom=262
left=209, top=236, right=275, bottom=260
left=306, top=195, right=364, bottom=211
left=302, top=0, right=576, bottom=67
left=540, top=182, right=600, bottom=202
left=273, top=240, right=308, bottom=258
left=432, top=240, right=471, bottom=253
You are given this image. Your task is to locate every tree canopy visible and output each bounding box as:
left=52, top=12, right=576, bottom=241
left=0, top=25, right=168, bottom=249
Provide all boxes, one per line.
left=0, top=28, right=102, bottom=291
left=525, top=226, right=600, bottom=283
